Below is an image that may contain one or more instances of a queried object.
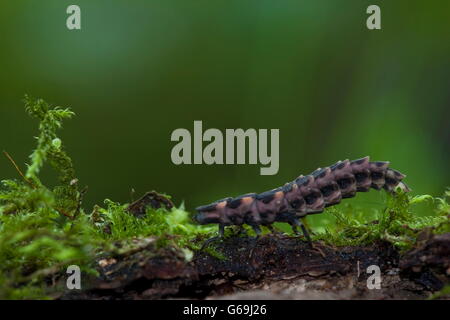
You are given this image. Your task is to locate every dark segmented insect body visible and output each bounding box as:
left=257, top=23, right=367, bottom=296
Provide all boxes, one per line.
left=194, top=157, right=409, bottom=238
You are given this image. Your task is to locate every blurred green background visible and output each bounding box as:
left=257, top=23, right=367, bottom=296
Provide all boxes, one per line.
left=0, top=1, right=448, bottom=221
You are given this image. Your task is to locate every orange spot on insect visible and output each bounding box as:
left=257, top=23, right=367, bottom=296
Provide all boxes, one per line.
left=241, top=197, right=254, bottom=206
left=217, top=201, right=227, bottom=209
left=275, top=191, right=284, bottom=199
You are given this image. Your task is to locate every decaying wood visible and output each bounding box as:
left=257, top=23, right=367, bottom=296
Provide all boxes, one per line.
left=61, top=233, right=450, bottom=300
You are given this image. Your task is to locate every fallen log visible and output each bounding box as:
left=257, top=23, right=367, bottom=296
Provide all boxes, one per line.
left=61, top=233, right=450, bottom=300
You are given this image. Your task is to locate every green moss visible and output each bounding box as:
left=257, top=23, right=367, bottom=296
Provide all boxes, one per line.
left=91, top=199, right=216, bottom=256
left=0, top=97, right=220, bottom=298
left=314, top=189, right=450, bottom=250
left=0, top=96, right=99, bottom=299
left=0, top=200, right=100, bottom=299
left=0, top=96, right=448, bottom=299
left=428, top=284, right=450, bottom=300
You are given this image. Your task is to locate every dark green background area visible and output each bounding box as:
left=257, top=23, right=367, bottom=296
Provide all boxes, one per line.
left=0, top=1, right=448, bottom=216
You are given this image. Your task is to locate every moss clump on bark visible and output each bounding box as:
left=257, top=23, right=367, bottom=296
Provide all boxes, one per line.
left=315, top=190, right=449, bottom=249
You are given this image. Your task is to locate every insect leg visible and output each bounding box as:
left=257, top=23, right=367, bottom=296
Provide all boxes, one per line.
left=292, top=218, right=325, bottom=256
left=249, top=224, right=262, bottom=259
left=289, top=222, right=300, bottom=235
left=282, top=206, right=305, bottom=237
left=282, top=205, right=301, bottom=236
left=200, top=224, right=225, bottom=251
left=292, top=218, right=312, bottom=247
left=300, top=217, right=313, bottom=235
left=266, top=224, right=283, bottom=235
left=232, top=225, right=246, bottom=236
left=219, top=223, right=225, bottom=237
left=251, top=224, right=262, bottom=238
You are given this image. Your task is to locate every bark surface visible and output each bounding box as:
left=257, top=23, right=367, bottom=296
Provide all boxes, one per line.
left=61, top=233, right=450, bottom=300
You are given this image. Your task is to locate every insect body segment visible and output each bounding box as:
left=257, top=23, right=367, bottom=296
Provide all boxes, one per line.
left=194, top=157, right=409, bottom=241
